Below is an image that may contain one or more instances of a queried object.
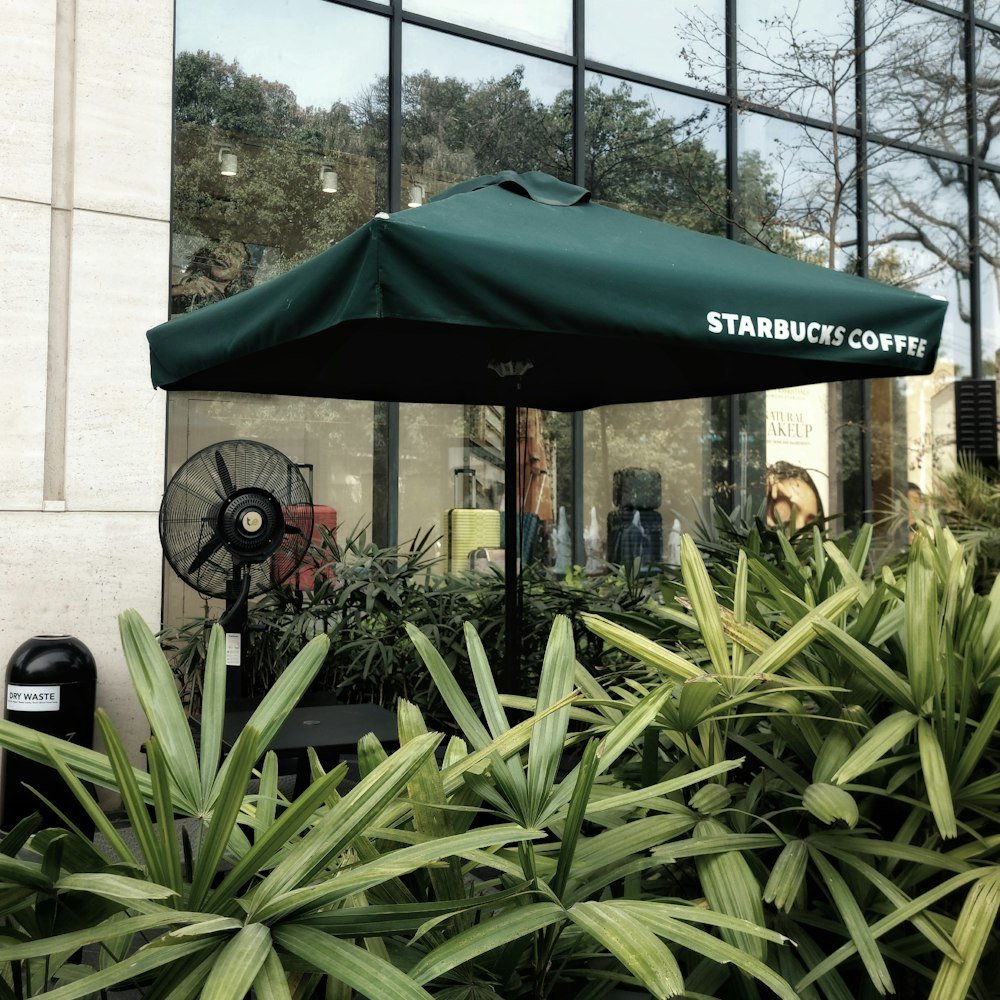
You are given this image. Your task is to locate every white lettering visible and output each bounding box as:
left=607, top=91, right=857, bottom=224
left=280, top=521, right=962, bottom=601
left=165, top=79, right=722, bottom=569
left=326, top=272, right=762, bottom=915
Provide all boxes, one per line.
left=703, top=311, right=928, bottom=361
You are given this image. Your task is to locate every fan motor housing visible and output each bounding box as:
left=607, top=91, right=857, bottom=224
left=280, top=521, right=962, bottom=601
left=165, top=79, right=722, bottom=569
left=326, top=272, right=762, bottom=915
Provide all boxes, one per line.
left=218, top=488, right=286, bottom=559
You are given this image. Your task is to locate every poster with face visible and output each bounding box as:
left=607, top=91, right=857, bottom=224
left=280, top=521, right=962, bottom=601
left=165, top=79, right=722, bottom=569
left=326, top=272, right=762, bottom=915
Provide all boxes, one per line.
left=765, top=385, right=830, bottom=531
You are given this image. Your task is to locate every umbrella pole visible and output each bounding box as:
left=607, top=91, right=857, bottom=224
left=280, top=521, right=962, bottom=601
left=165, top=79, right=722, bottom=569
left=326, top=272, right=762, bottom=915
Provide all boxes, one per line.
left=503, top=397, right=520, bottom=694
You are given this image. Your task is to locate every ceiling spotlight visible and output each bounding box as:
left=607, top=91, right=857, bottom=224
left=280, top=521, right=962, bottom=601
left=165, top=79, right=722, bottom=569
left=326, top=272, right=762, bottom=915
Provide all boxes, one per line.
left=320, top=165, right=338, bottom=193
left=408, top=183, right=425, bottom=208
left=218, top=147, right=238, bottom=176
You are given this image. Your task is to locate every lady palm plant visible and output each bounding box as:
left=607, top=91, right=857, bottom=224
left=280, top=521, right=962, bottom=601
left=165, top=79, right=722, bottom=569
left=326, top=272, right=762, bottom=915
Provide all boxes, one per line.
left=158, top=522, right=647, bottom=727
left=0, top=612, right=546, bottom=1000
left=3, top=517, right=997, bottom=999
left=579, top=525, right=1000, bottom=999
left=0, top=606, right=802, bottom=1000
left=930, top=454, right=1000, bottom=592
left=395, top=615, right=802, bottom=1000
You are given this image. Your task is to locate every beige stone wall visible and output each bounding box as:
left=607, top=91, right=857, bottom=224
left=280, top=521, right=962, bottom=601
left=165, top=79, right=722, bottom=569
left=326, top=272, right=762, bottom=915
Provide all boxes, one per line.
left=0, top=0, right=175, bottom=785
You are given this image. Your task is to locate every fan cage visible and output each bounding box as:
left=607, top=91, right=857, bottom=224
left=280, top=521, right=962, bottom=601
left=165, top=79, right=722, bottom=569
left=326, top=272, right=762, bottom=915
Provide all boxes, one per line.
left=159, top=439, right=314, bottom=599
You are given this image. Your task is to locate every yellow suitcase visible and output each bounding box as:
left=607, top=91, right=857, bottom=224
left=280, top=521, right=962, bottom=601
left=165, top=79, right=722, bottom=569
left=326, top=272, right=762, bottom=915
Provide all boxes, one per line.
left=444, top=508, right=501, bottom=575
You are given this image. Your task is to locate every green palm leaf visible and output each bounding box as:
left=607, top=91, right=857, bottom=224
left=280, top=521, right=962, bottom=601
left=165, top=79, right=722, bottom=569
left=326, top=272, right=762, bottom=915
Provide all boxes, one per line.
left=197, top=622, right=228, bottom=797
left=0, top=718, right=148, bottom=803
left=832, top=711, right=920, bottom=785
left=248, top=732, right=441, bottom=912
left=568, top=900, right=685, bottom=999
left=583, top=758, right=741, bottom=818
left=580, top=613, right=707, bottom=681
left=253, top=946, right=294, bottom=1000
left=211, top=630, right=330, bottom=798
left=763, top=839, right=808, bottom=913
left=397, top=700, right=466, bottom=903
left=807, top=846, right=893, bottom=994
left=207, top=760, right=348, bottom=910
left=408, top=902, right=565, bottom=986
left=918, top=719, right=958, bottom=839
left=201, top=923, right=272, bottom=1000
left=928, top=869, right=1000, bottom=1000
left=20, top=937, right=218, bottom=1000
left=525, top=616, right=577, bottom=824
left=118, top=609, right=201, bottom=806
left=904, top=538, right=939, bottom=709
left=794, top=863, right=988, bottom=991
left=0, top=908, right=221, bottom=961
left=811, top=617, right=917, bottom=709
left=251, top=824, right=543, bottom=923
left=274, top=924, right=435, bottom=999
left=681, top=534, right=731, bottom=680
left=611, top=899, right=800, bottom=1000
left=93, top=711, right=170, bottom=885
left=803, top=783, right=859, bottom=828
left=692, top=818, right=766, bottom=961
left=404, top=622, right=493, bottom=749
left=747, top=587, right=860, bottom=677
left=187, top=726, right=261, bottom=909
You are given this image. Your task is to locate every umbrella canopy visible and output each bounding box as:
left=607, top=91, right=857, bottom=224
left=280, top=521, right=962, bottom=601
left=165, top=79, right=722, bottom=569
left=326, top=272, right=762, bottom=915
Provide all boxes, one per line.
left=149, top=170, right=945, bottom=407
left=148, top=169, right=947, bottom=690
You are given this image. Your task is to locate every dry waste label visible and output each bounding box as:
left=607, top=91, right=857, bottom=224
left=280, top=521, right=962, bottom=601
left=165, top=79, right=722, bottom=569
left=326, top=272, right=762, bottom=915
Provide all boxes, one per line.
left=6, top=684, right=61, bottom=712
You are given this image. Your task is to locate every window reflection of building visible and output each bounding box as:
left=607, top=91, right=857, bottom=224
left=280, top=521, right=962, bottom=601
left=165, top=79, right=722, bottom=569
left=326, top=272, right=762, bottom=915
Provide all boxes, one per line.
left=764, top=462, right=824, bottom=533
left=170, top=240, right=256, bottom=315
left=164, top=0, right=986, bottom=623
left=765, top=385, right=830, bottom=523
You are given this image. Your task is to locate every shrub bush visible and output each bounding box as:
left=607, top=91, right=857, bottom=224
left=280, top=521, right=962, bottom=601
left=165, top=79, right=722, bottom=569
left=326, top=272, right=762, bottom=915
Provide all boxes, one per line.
left=158, top=523, right=652, bottom=730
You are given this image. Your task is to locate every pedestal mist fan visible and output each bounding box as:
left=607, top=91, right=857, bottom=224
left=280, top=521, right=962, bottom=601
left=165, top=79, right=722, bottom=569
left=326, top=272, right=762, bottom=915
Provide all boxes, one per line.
left=158, top=439, right=314, bottom=696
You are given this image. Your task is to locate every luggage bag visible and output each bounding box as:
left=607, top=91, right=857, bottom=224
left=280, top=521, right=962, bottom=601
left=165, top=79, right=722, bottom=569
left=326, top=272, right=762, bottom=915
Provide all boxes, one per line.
left=272, top=504, right=338, bottom=589
left=444, top=508, right=501, bottom=575
left=607, top=508, right=663, bottom=569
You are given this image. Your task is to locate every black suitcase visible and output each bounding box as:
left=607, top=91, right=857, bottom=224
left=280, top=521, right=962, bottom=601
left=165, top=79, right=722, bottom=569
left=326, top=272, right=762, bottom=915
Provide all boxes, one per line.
left=607, top=509, right=662, bottom=569
left=612, top=467, right=662, bottom=509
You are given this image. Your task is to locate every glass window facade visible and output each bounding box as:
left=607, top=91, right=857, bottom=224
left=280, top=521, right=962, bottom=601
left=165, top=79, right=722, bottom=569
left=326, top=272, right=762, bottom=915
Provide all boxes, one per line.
left=165, top=0, right=994, bottom=625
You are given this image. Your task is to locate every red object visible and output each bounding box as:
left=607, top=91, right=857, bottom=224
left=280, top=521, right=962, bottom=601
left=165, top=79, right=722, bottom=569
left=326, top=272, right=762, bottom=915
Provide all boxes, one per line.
left=273, top=505, right=337, bottom=589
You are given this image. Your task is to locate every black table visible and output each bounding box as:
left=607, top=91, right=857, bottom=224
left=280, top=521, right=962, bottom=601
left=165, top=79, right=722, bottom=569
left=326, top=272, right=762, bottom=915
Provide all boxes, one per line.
left=218, top=697, right=399, bottom=796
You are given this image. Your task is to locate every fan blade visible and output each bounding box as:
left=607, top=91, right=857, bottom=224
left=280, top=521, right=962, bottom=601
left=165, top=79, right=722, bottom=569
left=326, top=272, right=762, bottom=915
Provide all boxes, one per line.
left=188, top=535, right=224, bottom=575
left=215, top=449, right=235, bottom=497
left=283, top=522, right=304, bottom=534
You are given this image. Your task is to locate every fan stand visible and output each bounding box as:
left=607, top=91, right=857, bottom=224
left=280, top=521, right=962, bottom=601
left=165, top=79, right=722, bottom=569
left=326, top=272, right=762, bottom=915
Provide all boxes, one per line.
left=218, top=564, right=252, bottom=701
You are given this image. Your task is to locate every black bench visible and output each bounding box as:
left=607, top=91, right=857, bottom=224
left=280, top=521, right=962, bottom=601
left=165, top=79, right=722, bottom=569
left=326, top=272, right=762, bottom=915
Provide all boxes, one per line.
left=215, top=696, right=400, bottom=796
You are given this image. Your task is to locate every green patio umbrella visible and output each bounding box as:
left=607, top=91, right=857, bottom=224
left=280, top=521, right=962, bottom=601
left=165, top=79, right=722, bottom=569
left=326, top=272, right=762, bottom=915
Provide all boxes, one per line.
left=148, top=169, right=947, bottom=687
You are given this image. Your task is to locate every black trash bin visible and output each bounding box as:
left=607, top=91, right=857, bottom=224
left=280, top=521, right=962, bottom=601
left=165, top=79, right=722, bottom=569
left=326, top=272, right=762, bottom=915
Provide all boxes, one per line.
left=1, top=635, right=97, bottom=835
